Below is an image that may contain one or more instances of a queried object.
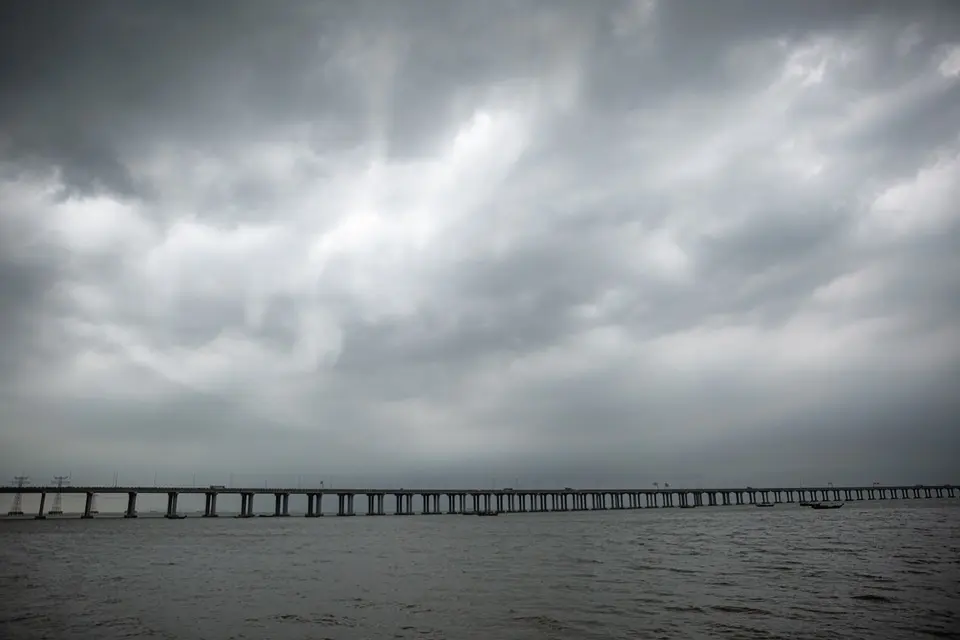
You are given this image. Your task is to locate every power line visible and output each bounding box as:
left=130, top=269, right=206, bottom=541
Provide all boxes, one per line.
left=7, top=476, right=28, bottom=516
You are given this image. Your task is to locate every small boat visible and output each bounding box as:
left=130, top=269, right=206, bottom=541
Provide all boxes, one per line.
left=755, top=502, right=775, bottom=508
left=475, top=511, right=499, bottom=516
left=810, top=502, right=844, bottom=510
left=799, top=501, right=817, bottom=507
left=679, top=505, right=697, bottom=509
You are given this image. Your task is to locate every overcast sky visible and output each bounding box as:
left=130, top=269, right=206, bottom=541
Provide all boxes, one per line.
left=1, top=0, right=959, bottom=490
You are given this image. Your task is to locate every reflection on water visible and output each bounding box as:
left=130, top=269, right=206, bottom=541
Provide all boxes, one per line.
left=1, top=501, right=957, bottom=639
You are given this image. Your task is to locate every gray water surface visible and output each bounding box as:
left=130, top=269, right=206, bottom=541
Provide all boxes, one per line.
left=2, top=501, right=958, bottom=639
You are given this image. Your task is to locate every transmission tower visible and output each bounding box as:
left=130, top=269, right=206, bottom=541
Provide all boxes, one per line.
left=49, top=476, right=69, bottom=515
left=7, top=476, right=28, bottom=515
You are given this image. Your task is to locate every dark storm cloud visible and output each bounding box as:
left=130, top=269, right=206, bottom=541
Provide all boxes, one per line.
left=1, top=0, right=959, bottom=485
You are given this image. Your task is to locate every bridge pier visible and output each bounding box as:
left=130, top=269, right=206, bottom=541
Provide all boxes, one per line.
left=305, top=493, right=323, bottom=516
left=238, top=492, right=254, bottom=517
left=35, top=493, right=46, bottom=519
left=337, top=493, right=355, bottom=516
left=125, top=492, right=139, bottom=518
left=203, top=492, right=217, bottom=517
left=165, top=492, right=180, bottom=519
left=81, top=492, right=95, bottom=518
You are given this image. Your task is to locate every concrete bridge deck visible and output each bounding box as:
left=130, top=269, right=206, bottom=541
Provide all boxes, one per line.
left=1, top=483, right=955, bottom=519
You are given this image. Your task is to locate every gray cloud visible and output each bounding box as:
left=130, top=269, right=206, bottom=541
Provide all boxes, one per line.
left=2, top=0, right=960, bottom=489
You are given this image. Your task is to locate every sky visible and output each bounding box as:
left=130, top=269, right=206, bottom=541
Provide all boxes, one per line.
left=1, top=0, right=959, bottom=492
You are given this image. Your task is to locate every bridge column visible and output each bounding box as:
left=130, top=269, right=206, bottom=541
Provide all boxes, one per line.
left=81, top=492, right=95, bottom=518
left=948, top=488, right=955, bottom=498
left=305, top=494, right=315, bottom=517
left=35, top=493, right=47, bottom=520
left=282, top=493, right=290, bottom=516
left=165, top=492, right=180, bottom=519
left=337, top=494, right=345, bottom=516
left=274, top=493, right=282, bottom=517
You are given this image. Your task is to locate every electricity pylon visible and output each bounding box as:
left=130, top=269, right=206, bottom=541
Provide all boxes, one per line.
left=49, top=476, right=69, bottom=515
left=7, top=476, right=28, bottom=515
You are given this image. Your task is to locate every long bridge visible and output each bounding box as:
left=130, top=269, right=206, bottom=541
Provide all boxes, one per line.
left=1, top=483, right=956, bottom=519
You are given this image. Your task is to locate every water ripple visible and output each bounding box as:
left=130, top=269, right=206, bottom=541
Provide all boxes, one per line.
left=1, top=500, right=957, bottom=639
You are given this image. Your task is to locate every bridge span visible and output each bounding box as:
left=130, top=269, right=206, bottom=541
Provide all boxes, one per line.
left=1, top=483, right=955, bottom=519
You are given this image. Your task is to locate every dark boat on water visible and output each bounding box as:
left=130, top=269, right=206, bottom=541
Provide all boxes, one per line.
left=810, top=502, right=844, bottom=510
left=755, top=502, right=775, bottom=508
left=799, top=501, right=817, bottom=507
left=475, top=511, right=499, bottom=516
